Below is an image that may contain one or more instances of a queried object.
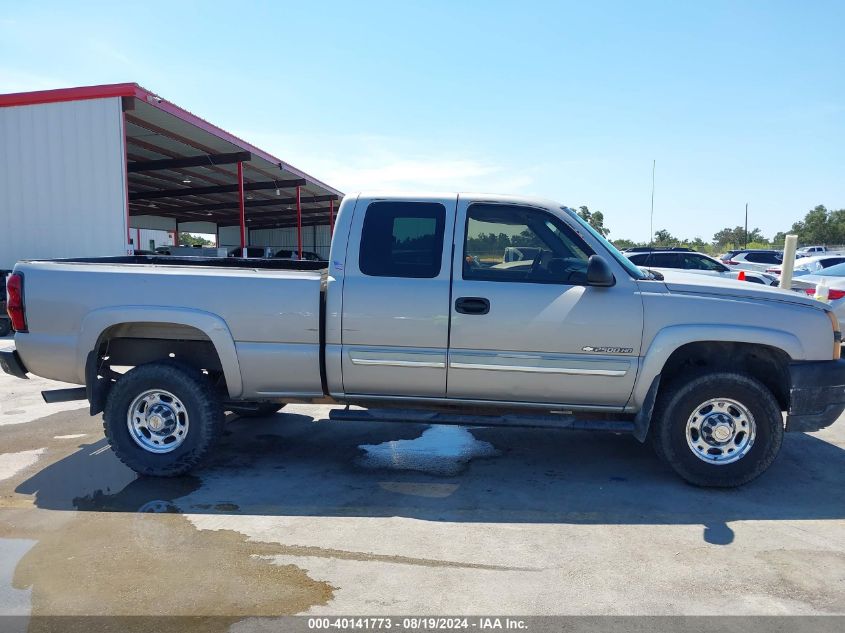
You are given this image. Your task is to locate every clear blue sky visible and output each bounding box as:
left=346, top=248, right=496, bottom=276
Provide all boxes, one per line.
left=1, top=0, right=843, bottom=242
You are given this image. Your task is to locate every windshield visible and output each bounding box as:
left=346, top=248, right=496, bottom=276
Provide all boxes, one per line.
left=814, top=262, right=845, bottom=277
left=563, top=207, right=647, bottom=280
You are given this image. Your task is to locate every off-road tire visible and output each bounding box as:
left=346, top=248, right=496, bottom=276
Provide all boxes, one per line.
left=650, top=371, right=783, bottom=487
left=234, top=403, right=286, bottom=417
left=103, top=361, right=224, bottom=477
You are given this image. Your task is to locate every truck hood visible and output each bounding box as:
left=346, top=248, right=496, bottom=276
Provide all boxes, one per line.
left=655, top=269, right=824, bottom=309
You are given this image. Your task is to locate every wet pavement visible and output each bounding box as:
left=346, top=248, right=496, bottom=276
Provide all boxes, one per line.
left=1, top=356, right=845, bottom=622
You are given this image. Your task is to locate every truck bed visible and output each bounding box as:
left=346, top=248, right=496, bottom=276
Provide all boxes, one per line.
left=50, top=254, right=328, bottom=271
left=13, top=256, right=327, bottom=399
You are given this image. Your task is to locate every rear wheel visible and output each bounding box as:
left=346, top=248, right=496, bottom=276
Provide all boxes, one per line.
left=103, top=361, right=224, bottom=477
left=650, top=371, right=783, bottom=487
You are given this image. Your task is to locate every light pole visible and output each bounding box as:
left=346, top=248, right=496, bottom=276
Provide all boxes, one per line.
left=744, top=203, right=748, bottom=248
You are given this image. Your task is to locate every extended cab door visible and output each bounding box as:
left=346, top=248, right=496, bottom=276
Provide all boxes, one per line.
left=340, top=195, right=456, bottom=397
left=447, top=199, right=644, bottom=407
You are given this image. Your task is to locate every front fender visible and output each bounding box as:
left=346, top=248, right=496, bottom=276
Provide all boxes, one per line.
left=630, top=324, right=802, bottom=409
left=77, top=305, right=243, bottom=398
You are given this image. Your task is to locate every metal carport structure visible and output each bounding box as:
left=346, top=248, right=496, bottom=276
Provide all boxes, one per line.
left=0, top=83, right=342, bottom=265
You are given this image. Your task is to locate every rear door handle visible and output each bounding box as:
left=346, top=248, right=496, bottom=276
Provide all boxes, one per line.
left=455, top=297, right=490, bottom=315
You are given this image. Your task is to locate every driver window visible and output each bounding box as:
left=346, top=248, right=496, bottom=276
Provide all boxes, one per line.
left=463, top=204, right=594, bottom=283
left=682, top=254, right=721, bottom=271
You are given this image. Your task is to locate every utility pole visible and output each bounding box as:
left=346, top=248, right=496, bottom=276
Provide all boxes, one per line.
left=649, top=160, right=655, bottom=245
left=744, top=203, right=748, bottom=248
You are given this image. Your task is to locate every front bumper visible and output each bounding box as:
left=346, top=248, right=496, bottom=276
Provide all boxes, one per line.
left=0, top=348, right=28, bottom=380
left=787, top=359, right=845, bottom=432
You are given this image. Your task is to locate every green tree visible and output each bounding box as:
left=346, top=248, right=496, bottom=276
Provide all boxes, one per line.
left=712, top=226, right=766, bottom=248
left=612, top=238, right=643, bottom=250
left=577, top=206, right=610, bottom=237
left=179, top=233, right=214, bottom=247
left=775, top=205, right=845, bottom=245
left=653, top=229, right=675, bottom=246
left=688, top=237, right=707, bottom=251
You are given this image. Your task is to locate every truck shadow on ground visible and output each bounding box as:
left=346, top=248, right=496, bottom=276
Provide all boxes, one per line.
left=15, top=411, right=845, bottom=545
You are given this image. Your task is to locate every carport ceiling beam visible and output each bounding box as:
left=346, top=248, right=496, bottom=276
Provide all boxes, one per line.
left=129, top=178, right=307, bottom=201
left=166, top=194, right=340, bottom=213
left=127, top=151, right=252, bottom=173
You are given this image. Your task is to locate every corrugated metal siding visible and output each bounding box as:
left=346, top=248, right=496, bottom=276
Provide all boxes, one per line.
left=0, top=98, right=127, bottom=269
left=248, top=224, right=332, bottom=258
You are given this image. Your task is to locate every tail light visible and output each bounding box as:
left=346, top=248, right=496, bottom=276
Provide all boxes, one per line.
left=804, top=288, right=845, bottom=301
left=765, top=268, right=780, bottom=274
left=725, top=260, right=739, bottom=265
left=6, top=272, right=26, bottom=332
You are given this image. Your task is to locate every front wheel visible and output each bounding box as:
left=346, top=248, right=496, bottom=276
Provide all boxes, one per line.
left=103, top=361, right=224, bottom=477
left=650, top=371, right=784, bottom=487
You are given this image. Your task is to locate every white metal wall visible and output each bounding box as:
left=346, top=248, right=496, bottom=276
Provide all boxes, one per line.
left=247, top=224, right=332, bottom=258
left=0, top=97, right=128, bottom=269
left=130, top=228, right=175, bottom=251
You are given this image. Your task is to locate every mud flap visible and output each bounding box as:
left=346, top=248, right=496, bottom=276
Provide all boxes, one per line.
left=632, top=375, right=660, bottom=442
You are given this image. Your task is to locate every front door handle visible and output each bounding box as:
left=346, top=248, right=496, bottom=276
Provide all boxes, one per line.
left=455, top=297, right=490, bottom=315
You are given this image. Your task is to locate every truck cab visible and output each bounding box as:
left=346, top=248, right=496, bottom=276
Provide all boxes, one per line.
left=328, top=193, right=644, bottom=408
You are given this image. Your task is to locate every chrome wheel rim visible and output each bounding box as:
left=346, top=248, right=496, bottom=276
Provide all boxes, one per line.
left=685, top=397, right=756, bottom=465
left=126, top=389, right=190, bottom=454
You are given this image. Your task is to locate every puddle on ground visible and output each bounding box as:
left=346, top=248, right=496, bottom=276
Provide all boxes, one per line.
left=357, top=425, right=499, bottom=476
left=0, top=471, right=335, bottom=631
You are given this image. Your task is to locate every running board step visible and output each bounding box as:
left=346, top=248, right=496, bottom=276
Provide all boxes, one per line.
left=41, top=387, right=88, bottom=403
left=329, top=408, right=634, bottom=433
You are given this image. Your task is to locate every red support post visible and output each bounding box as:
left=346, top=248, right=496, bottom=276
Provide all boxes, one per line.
left=329, top=198, right=335, bottom=236
left=296, top=185, right=303, bottom=260
left=237, top=161, right=246, bottom=256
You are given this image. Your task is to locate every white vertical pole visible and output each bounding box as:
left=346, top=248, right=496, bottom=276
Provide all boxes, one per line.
left=779, top=235, right=798, bottom=289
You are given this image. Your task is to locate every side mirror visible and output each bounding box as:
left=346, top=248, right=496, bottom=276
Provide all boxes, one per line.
left=586, top=254, right=615, bottom=287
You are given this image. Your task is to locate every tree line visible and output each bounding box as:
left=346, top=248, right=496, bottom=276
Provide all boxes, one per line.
left=572, top=204, right=845, bottom=254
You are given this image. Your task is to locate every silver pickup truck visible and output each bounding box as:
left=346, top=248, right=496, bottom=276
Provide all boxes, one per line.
left=3, top=193, right=845, bottom=487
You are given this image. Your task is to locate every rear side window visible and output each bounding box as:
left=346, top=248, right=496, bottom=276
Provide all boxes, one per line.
left=821, top=258, right=845, bottom=268
left=359, top=201, right=446, bottom=278
left=638, top=253, right=679, bottom=268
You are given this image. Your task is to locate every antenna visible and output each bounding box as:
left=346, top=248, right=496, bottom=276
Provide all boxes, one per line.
left=649, top=159, right=656, bottom=245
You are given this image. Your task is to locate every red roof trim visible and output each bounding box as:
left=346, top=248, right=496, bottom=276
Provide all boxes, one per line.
left=0, top=83, right=140, bottom=108
left=0, top=82, right=343, bottom=197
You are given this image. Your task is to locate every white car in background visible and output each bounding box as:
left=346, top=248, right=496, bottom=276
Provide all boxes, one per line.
left=796, top=245, right=829, bottom=258
left=625, top=249, right=778, bottom=285
left=766, top=254, right=845, bottom=278
left=722, top=249, right=783, bottom=272
left=788, top=261, right=845, bottom=322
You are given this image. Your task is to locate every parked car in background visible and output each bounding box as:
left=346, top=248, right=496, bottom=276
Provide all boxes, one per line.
left=626, top=249, right=777, bottom=285
left=0, top=269, right=11, bottom=336
left=796, top=245, right=830, bottom=258
left=227, top=246, right=274, bottom=258
left=722, top=249, right=783, bottom=272
left=273, top=249, right=326, bottom=262
left=787, top=261, right=845, bottom=323
left=766, top=255, right=845, bottom=278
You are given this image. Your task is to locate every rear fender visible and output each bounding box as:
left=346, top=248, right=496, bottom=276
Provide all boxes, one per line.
left=76, top=306, right=243, bottom=398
